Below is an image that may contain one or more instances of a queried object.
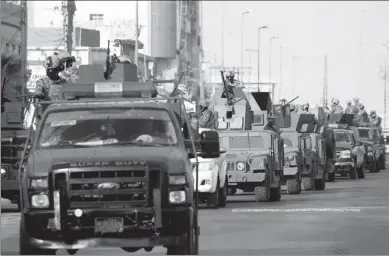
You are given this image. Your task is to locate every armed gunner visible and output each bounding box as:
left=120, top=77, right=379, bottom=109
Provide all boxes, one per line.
left=264, top=112, right=282, bottom=134
left=34, top=53, right=78, bottom=101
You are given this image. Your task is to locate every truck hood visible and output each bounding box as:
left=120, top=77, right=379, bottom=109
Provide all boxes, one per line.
left=223, top=149, right=269, bottom=161
left=284, top=147, right=299, bottom=155
left=335, top=142, right=351, bottom=150
left=28, top=146, right=187, bottom=175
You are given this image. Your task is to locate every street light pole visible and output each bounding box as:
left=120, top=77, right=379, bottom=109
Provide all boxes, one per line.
left=292, top=55, right=300, bottom=94
left=269, top=36, right=279, bottom=103
left=135, top=0, right=139, bottom=67
left=278, top=44, right=286, bottom=102
left=257, top=25, right=268, bottom=91
left=240, top=8, right=251, bottom=80
left=246, top=49, right=259, bottom=84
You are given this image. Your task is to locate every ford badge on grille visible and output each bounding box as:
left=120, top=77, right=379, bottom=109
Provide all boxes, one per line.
left=97, top=182, right=120, bottom=190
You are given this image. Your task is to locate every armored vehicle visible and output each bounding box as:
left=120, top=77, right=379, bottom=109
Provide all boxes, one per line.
left=328, top=114, right=365, bottom=179
left=356, top=125, right=380, bottom=173
left=18, top=62, right=222, bottom=255
left=209, top=82, right=286, bottom=202
left=295, top=114, right=327, bottom=191
left=1, top=55, right=31, bottom=209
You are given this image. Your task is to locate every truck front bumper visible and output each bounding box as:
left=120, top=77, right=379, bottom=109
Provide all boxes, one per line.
left=227, top=171, right=266, bottom=184
left=23, top=206, right=193, bottom=250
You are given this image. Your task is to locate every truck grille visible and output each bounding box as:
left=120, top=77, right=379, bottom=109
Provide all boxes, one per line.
left=226, top=162, right=236, bottom=171
left=53, top=167, right=152, bottom=209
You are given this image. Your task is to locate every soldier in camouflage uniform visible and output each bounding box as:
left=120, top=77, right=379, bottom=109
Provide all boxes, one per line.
left=301, top=103, right=311, bottom=114
left=330, top=98, right=344, bottom=114
left=264, top=112, right=282, bottom=134
left=358, top=104, right=369, bottom=123
left=370, top=110, right=382, bottom=127
left=34, top=53, right=78, bottom=101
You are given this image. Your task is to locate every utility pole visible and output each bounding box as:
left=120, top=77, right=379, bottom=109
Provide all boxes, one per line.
left=65, top=0, right=76, bottom=55
left=221, top=3, right=225, bottom=68
left=134, top=0, right=139, bottom=68
left=20, top=0, right=27, bottom=102
left=384, top=60, right=388, bottom=128
left=323, top=54, right=328, bottom=107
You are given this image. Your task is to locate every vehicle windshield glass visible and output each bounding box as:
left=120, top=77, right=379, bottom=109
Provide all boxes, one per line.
left=37, top=108, right=178, bottom=149
left=334, top=132, right=351, bottom=143
left=229, top=136, right=269, bottom=149
left=358, top=129, right=371, bottom=140
left=283, top=133, right=298, bottom=148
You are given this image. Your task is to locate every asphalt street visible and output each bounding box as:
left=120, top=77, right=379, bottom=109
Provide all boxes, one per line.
left=2, top=169, right=389, bottom=255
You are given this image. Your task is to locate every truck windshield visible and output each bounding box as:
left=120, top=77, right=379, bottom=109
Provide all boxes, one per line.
left=37, top=108, right=178, bottom=149
left=358, top=129, right=371, bottom=140
left=229, top=136, right=267, bottom=149
left=334, top=132, right=351, bottom=143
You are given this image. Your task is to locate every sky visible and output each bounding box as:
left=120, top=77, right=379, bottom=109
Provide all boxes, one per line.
left=30, top=1, right=389, bottom=114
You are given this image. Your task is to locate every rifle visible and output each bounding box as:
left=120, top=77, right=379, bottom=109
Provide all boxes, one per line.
left=104, top=40, right=111, bottom=80
left=220, top=70, right=235, bottom=106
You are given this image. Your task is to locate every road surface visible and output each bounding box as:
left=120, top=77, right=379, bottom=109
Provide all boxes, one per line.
left=2, top=170, right=389, bottom=255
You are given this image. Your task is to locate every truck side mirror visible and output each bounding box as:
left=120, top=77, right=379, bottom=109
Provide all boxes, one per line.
left=199, top=130, right=221, bottom=158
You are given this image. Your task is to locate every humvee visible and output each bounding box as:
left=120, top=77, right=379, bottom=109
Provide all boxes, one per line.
left=209, top=88, right=285, bottom=202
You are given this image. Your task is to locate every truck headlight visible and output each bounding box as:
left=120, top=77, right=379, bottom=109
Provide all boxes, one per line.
left=31, top=193, right=49, bottom=208
left=169, top=191, right=186, bottom=204
left=1, top=168, right=7, bottom=178
left=236, top=161, right=245, bottom=171
left=169, top=175, right=187, bottom=185
left=340, top=150, right=351, bottom=158
left=287, top=155, right=294, bottom=161
left=30, top=178, right=48, bottom=189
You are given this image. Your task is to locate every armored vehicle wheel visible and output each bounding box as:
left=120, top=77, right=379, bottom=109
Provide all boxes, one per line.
left=269, top=185, right=281, bottom=202
left=327, top=172, right=335, bottom=182
left=357, top=167, right=365, bottom=179
left=166, top=214, right=198, bottom=255
left=254, top=185, right=269, bottom=202
left=286, top=179, right=301, bottom=194
left=207, top=179, right=219, bottom=208
left=379, top=155, right=386, bottom=169
left=314, top=178, right=325, bottom=190
left=218, top=176, right=228, bottom=207
left=349, top=166, right=357, bottom=179
left=369, top=161, right=379, bottom=173
left=19, top=217, right=56, bottom=255
left=227, top=187, right=237, bottom=196
left=302, top=177, right=314, bottom=191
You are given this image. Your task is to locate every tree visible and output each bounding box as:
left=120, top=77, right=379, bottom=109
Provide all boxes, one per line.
left=1, top=53, right=31, bottom=104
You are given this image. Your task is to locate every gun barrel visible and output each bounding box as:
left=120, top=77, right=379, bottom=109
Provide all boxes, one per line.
left=285, top=96, right=299, bottom=106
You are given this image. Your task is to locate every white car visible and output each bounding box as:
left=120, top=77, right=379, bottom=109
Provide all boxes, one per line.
left=190, top=128, right=227, bottom=208
left=190, top=156, right=227, bottom=208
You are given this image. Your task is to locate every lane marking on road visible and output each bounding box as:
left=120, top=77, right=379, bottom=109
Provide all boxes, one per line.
left=231, top=207, right=362, bottom=213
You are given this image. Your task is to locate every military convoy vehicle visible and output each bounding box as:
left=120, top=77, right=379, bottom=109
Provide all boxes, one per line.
left=18, top=62, right=222, bottom=255
left=328, top=114, right=365, bottom=179
left=295, top=114, right=328, bottom=191
left=208, top=82, right=286, bottom=202
left=356, top=125, right=380, bottom=173
left=1, top=56, right=31, bottom=209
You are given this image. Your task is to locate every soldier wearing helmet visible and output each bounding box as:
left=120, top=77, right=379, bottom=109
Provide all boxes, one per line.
left=301, top=103, right=311, bottom=114
left=370, top=110, right=382, bottom=127
left=264, top=112, right=282, bottom=134
left=353, top=97, right=362, bottom=109
left=358, top=104, right=369, bottom=122
left=330, top=98, right=343, bottom=114
left=345, top=101, right=353, bottom=114
left=34, top=53, right=78, bottom=101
